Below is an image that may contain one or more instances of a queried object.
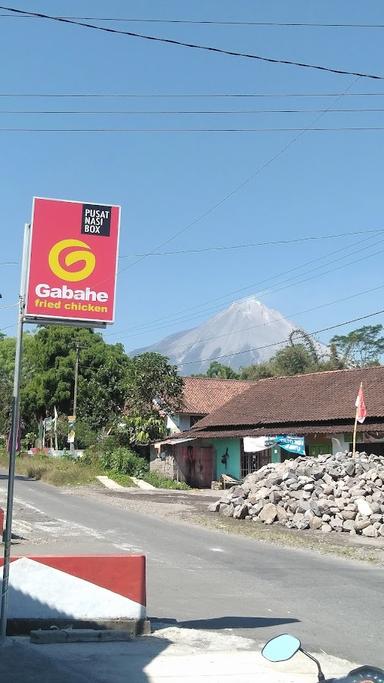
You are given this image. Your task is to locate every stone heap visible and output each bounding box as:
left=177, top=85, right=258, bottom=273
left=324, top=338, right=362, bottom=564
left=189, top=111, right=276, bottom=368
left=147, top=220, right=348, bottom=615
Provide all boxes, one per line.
left=208, top=451, right=384, bottom=537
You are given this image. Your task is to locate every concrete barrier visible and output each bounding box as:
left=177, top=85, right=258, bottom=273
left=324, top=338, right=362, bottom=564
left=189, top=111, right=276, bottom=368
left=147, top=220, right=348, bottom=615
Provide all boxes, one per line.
left=0, top=554, right=148, bottom=635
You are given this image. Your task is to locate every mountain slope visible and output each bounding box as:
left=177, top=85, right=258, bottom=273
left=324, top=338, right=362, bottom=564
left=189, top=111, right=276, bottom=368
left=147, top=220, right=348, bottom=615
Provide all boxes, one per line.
left=131, top=297, right=301, bottom=375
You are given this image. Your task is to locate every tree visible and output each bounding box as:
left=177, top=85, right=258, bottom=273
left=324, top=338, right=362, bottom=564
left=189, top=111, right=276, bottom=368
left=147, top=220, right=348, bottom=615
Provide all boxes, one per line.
left=0, top=337, right=14, bottom=435
left=122, top=352, right=183, bottom=446
left=125, top=352, right=183, bottom=416
left=271, top=344, right=316, bottom=376
left=240, top=342, right=316, bottom=379
left=4, top=326, right=131, bottom=434
left=240, top=362, right=274, bottom=380
left=205, top=361, right=239, bottom=379
left=289, top=329, right=320, bottom=365
left=115, top=415, right=167, bottom=446
left=330, top=325, right=384, bottom=368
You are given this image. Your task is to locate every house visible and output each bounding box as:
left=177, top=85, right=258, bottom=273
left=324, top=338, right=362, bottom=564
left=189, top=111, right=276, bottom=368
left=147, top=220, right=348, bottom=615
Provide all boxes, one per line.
left=153, top=366, right=384, bottom=488
left=150, top=376, right=253, bottom=485
left=165, top=376, right=253, bottom=434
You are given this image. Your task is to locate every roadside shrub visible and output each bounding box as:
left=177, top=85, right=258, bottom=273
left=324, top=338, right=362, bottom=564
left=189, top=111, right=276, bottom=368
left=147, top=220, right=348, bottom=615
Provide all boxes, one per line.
left=100, top=447, right=148, bottom=477
left=25, top=464, right=48, bottom=480
left=142, top=471, right=190, bottom=490
left=80, top=446, right=101, bottom=467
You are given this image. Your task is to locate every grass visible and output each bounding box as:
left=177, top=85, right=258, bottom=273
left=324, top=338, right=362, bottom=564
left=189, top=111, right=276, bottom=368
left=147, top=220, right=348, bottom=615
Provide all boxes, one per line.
left=106, top=471, right=135, bottom=487
left=0, top=452, right=107, bottom=487
left=0, top=451, right=188, bottom=490
left=142, top=471, right=191, bottom=490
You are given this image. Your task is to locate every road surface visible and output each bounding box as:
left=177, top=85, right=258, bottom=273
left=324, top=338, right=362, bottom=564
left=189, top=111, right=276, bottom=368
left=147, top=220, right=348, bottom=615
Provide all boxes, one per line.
left=1, top=474, right=383, bottom=667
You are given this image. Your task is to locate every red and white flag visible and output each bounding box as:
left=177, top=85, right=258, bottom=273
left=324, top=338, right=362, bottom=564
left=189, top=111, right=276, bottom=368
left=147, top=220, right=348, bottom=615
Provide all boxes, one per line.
left=355, top=383, right=367, bottom=424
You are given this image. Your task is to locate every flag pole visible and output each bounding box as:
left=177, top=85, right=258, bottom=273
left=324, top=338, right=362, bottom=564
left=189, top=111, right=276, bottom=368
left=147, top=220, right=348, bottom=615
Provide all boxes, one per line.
left=352, top=381, right=363, bottom=454
left=352, top=406, right=359, bottom=454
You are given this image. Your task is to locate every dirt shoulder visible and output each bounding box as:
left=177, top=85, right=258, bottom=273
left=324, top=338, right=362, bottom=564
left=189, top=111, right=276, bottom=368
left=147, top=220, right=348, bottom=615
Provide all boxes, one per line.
left=69, top=484, right=384, bottom=566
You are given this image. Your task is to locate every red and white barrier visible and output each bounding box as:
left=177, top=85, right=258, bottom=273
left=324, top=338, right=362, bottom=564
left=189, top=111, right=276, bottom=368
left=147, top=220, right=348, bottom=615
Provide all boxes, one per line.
left=0, top=555, right=146, bottom=625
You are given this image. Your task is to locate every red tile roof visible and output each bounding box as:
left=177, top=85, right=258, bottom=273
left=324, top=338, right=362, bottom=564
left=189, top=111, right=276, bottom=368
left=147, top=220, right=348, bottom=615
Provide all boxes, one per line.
left=189, top=366, right=384, bottom=433
left=180, top=376, right=254, bottom=416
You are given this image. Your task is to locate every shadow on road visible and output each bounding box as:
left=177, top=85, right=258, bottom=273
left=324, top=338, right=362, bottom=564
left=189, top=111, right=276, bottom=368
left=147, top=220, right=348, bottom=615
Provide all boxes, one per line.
left=151, top=615, right=299, bottom=631
left=0, top=583, right=168, bottom=682
left=0, top=473, right=28, bottom=481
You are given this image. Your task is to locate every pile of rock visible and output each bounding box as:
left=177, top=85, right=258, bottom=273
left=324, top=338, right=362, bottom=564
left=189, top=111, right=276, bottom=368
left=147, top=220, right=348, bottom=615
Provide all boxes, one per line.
left=208, top=451, right=384, bottom=537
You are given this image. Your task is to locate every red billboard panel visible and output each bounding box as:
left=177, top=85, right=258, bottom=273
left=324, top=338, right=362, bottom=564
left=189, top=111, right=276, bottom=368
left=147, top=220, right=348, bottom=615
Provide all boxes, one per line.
left=25, top=197, right=120, bottom=325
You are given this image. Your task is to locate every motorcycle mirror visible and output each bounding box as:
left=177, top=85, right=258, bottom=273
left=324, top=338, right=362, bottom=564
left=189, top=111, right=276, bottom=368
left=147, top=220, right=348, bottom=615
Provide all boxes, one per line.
left=262, top=634, right=301, bottom=663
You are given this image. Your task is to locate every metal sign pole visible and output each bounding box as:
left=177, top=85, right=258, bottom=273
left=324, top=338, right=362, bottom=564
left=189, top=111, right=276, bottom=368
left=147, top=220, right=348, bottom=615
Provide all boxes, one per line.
left=0, top=224, right=30, bottom=642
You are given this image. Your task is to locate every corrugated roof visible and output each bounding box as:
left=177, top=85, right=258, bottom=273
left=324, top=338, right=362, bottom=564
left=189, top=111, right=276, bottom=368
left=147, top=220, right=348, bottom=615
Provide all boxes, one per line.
left=180, top=376, right=253, bottom=415
left=178, top=422, right=384, bottom=439
left=190, top=366, right=384, bottom=431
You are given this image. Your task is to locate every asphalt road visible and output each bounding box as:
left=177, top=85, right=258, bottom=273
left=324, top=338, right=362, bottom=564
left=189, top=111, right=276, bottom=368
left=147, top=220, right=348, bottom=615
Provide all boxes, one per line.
left=1, top=475, right=383, bottom=668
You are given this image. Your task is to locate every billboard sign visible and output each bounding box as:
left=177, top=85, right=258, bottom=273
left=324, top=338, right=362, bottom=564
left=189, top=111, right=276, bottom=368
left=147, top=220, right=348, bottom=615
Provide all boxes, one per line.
left=25, top=197, right=120, bottom=325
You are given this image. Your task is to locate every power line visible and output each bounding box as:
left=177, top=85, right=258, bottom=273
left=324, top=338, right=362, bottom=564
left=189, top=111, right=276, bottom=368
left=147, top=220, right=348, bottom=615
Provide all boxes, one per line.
left=2, top=6, right=384, bottom=81
left=1, top=92, right=384, bottom=99
left=125, top=239, right=384, bottom=338
left=0, top=302, right=18, bottom=311
left=121, top=232, right=377, bottom=334
left=86, top=80, right=361, bottom=294
left=119, top=228, right=384, bottom=259
left=174, top=284, right=384, bottom=348
left=110, top=234, right=382, bottom=338
left=4, top=108, right=384, bottom=115
left=177, top=308, right=384, bottom=367
left=3, top=127, right=384, bottom=132
left=113, top=282, right=384, bottom=346
left=2, top=13, right=384, bottom=29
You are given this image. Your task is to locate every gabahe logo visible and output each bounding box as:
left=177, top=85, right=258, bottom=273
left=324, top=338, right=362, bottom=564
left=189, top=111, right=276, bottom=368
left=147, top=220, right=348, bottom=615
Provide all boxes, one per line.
left=48, top=239, right=96, bottom=282
left=81, top=204, right=112, bottom=236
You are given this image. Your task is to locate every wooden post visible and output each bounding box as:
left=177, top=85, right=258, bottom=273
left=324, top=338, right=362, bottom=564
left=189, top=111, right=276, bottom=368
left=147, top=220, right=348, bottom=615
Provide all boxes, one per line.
left=352, top=381, right=362, bottom=454
left=352, top=409, right=359, bottom=454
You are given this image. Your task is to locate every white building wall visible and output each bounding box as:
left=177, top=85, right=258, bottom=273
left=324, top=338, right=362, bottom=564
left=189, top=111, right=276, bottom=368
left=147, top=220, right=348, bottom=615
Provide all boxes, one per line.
left=166, top=413, right=191, bottom=434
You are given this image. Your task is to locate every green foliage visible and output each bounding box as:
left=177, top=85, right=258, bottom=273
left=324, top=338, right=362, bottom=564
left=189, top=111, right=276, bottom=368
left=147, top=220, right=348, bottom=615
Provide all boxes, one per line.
left=19, top=326, right=129, bottom=431
left=21, top=432, right=37, bottom=451
left=54, top=415, right=96, bottom=450
left=0, top=335, right=18, bottom=435
left=99, top=447, right=148, bottom=477
left=115, top=414, right=167, bottom=446
left=1, top=329, right=183, bottom=447
left=142, top=471, right=190, bottom=490
left=125, top=352, right=183, bottom=416
left=289, top=329, right=320, bottom=364
left=271, top=344, right=316, bottom=376
left=204, top=361, right=239, bottom=379
left=240, top=361, right=274, bottom=380
left=330, top=325, right=384, bottom=368
left=240, top=345, right=315, bottom=379
left=1, top=326, right=130, bottom=434
left=121, top=352, right=183, bottom=445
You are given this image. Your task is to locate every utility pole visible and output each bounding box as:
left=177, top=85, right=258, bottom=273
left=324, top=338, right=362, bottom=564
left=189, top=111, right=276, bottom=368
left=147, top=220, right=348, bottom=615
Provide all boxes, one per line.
left=0, top=224, right=30, bottom=642
left=70, top=343, right=81, bottom=453
left=73, top=342, right=80, bottom=417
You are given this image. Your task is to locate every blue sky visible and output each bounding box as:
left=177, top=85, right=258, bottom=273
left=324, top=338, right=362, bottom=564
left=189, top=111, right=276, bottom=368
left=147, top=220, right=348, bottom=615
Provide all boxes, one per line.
left=1, top=1, right=384, bottom=359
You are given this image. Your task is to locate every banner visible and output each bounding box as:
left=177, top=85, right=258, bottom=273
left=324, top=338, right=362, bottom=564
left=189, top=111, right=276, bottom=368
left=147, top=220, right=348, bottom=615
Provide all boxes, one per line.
left=273, top=435, right=305, bottom=456
left=243, top=437, right=269, bottom=453
left=25, top=197, right=121, bottom=325
left=67, top=415, right=76, bottom=444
